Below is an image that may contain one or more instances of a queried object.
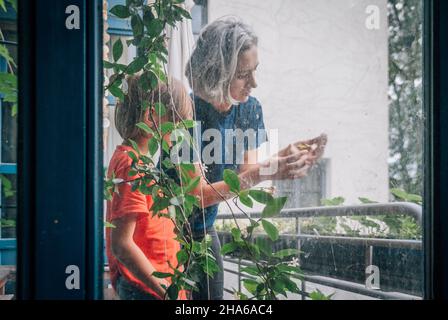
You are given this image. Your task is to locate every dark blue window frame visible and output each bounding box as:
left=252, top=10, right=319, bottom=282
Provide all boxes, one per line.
left=17, top=0, right=103, bottom=299
left=424, top=0, right=448, bottom=299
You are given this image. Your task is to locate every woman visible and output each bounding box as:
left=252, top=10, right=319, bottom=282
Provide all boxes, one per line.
left=185, top=16, right=327, bottom=300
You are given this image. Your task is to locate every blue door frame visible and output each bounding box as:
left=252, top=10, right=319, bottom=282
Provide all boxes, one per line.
left=17, top=0, right=103, bottom=299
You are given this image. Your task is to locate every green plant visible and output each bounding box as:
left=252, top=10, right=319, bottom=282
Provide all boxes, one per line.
left=315, top=189, right=422, bottom=239
left=218, top=170, right=305, bottom=299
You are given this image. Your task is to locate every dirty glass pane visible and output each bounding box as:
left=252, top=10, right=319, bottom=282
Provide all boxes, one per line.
left=102, top=0, right=424, bottom=300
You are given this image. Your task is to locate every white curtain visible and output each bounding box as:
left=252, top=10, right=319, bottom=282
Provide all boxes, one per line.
left=165, top=0, right=195, bottom=92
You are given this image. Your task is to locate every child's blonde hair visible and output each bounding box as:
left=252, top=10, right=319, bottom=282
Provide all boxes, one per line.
left=115, top=75, right=192, bottom=141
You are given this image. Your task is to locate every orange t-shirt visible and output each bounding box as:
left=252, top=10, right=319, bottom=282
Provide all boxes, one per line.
left=106, top=145, right=186, bottom=300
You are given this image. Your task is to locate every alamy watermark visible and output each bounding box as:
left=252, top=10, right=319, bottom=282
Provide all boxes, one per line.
left=65, top=265, right=80, bottom=290
left=168, top=123, right=281, bottom=175
left=365, top=265, right=381, bottom=290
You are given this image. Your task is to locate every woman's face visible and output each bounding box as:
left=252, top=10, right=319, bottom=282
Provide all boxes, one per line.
left=230, top=45, right=259, bottom=103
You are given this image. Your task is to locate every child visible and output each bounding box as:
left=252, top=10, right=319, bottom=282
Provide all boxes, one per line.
left=105, top=76, right=191, bottom=300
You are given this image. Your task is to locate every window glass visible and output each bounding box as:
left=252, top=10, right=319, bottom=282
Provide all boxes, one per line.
left=102, top=0, right=423, bottom=300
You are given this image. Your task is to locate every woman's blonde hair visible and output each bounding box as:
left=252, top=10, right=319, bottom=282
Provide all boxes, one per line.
left=115, top=75, right=192, bottom=141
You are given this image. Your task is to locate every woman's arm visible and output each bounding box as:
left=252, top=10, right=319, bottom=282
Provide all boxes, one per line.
left=110, top=214, right=169, bottom=299
left=188, top=148, right=311, bottom=208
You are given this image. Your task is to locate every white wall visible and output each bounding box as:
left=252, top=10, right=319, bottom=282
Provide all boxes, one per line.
left=208, top=0, right=389, bottom=204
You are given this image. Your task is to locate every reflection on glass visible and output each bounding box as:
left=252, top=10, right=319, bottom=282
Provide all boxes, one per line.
left=102, top=0, right=423, bottom=300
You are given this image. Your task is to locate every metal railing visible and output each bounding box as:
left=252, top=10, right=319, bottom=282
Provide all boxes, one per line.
left=215, top=202, right=423, bottom=300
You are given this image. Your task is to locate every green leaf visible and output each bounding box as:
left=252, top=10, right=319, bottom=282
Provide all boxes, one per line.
left=0, top=44, right=15, bottom=66
left=148, top=19, right=164, bottom=37
left=359, top=197, right=378, bottom=204
left=152, top=271, right=172, bottom=279
left=0, top=0, right=6, bottom=11
left=112, top=39, right=123, bottom=62
left=309, top=289, right=333, bottom=300
left=176, top=6, right=192, bottom=20
left=108, top=84, right=124, bottom=100
left=391, top=188, right=408, bottom=200
left=148, top=138, right=159, bottom=156
left=126, top=56, right=147, bottom=74
left=239, top=190, right=253, bottom=208
left=279, top=276, right=299, bottom=293
left=272, top=249, right=299, bottom=259
left=0, top=219, right=15, bottom=228
left=162, top=140, right=170, bottom=154
left=180, top=119, right=197, bottom=129
left=243, top=279, right=259, bottom=295
left=407, top=194, right=422, bottom=203
left=184, top=176, right=200, bottom=193
left=201, top=255, right=220, bottom=277
left=161, top=122, right=175, bottom=136
left=162, top=158, right=174, bottom=169
left=261, top=197, right=287, bottom=218
left=110, top=5, right=131, bottom=18
left=176, top=250, right=188, bottom=265
left=223, top=169, right=240, bottom=193
left=128, top=139, right=140, bottom=154
left=277, top=264, right=301, bottom=274
left=136, top=122, right=154, bottom=135
left=262, top=220, right=279, bottom=241
left=271, top=279, right=286, bottom=296
left=231, top=228, right=242, bottom=242
left=180, top=163, right=195, bottom=173
left=255, top=237, right=273, bottom=257
left=131, top=14, right=144, bottom=37
left=139, top=71, right=159, bottom=91
left=0, top=72, right=17, bottom=87
left=241, top=266, right=259, bottom=276
left=249, top=189, right=273, bottom=204
left=321, top=196, right=345, bottom=206
left=154, top=102, right=166, bottom=116
left=167, top=284, right=179, bottom=300
left=221, top=242, right=238, bottom=255
left=103, top=60, right=116, bottom=69
left=142, top=8, right=155, bottom=29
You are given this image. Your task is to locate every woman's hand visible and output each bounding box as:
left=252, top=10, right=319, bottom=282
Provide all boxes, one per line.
left=260, top=144, right=313, bottom=180
left=276, top=133, right=328, bottom=167
left=291, top=133, right=328, bottom=164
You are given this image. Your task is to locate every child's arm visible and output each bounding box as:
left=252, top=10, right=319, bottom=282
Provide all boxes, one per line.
left=110, top=214, right=169, bottom=299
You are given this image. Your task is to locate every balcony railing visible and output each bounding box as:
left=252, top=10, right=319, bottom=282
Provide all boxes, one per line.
left=215, top=202, right=423, bottom=300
